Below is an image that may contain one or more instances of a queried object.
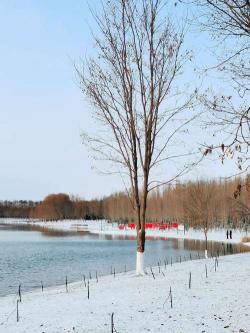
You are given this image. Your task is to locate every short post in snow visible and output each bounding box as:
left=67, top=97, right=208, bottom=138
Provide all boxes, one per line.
left=65, top=276, right=68, bottom=292
left=96, top=271, right=98, bottom=283
left=111, top=312, right=114, bottom=333
left=41, top=281, right=44, bottom=293
left=190, top=253, right=192, bottom=260
left=170, top=286, right=173, bottom=308
left=205, top=264, right=208, bottom=278
left=18, top=284, right=21, bottom=303
left=17, top=300, right=19, bottom=322
left=150, top=266, right=155, bottom=280
left=158, top=261, right=160, bottom=273
left=113, top=267, right=115, bottom=278
left=87, top=280, right=90, bottom=299
left=189, top=272, right=192, bottom=289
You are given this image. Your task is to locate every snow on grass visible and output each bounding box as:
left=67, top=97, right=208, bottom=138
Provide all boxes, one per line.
left=0, top=253, right=249, bottom=333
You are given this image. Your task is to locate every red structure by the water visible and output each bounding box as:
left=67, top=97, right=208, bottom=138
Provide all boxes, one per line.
left=121, top=222, right=179, bottom=230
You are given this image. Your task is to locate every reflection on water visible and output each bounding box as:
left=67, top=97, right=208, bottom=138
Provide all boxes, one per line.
left=0, top=223, right=248, bottom=297
left=182, top=238, right=249, bottom=256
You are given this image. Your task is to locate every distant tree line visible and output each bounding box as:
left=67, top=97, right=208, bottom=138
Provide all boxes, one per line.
left=0, top=178, right=249, bottom=229
left=0, top=200, right=40, bottom=218
left=0, top=194, right=103, bottom=220
left=102, top=177, right=250, bottom=230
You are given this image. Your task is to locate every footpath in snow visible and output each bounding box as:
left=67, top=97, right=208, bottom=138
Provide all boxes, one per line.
left=0, top=253, right=250, bottom=333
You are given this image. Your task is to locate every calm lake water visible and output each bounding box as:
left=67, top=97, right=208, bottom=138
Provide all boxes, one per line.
left=0, top=223, right=248, bottom=297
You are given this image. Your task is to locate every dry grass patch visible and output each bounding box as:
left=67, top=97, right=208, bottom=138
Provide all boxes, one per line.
left=241, top=236, right=250, bottom=243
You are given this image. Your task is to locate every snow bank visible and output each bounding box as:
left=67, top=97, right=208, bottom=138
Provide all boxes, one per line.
left=0, top=253, right=249, bottom=333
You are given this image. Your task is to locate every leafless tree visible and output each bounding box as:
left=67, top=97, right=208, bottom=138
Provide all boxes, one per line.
left=76, top=0, right=198, bottom=274
left=190, top=0, right=250, bottom=185
left=183, top=180, right=216, bottom=257
left=190, top=0, right=249, bottom=93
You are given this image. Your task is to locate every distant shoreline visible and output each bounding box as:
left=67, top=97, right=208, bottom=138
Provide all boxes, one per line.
left=1, top=218, right=250, bottom=248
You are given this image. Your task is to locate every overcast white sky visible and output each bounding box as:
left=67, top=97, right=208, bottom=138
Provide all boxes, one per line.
left=0, top=0, right=241, bottom=201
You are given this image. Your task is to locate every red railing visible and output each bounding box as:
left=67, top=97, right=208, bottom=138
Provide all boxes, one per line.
left=126, top=222, right=178, bottom=230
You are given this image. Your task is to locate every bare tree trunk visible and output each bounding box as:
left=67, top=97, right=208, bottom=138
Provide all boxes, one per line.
left=136, top=172, right=148, bottom=275
left=136, top=191, right=146, bottom=275
left=204, top=226, right=208, bottom=259
left=136, top=227, right=145, bottom=275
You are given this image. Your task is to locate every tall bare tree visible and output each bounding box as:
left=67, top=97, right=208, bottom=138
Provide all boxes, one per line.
left=76, top=0, right=197, bottom=274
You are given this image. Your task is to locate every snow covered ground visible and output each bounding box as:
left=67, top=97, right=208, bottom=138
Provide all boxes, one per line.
left=0, top=253, right=249, bottom=333
left=1, top=218, right=249, bottom=247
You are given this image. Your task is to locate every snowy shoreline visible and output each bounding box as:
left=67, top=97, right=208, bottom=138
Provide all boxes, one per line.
left=1, top=219, right=250, bottom=332
left=1, top=218, right=250, bottom=247
left=0, top=253, right=250, bottom=332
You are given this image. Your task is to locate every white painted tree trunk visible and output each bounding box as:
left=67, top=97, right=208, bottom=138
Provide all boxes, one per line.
left=136, top=251, right=145, bottom=276
left=205, top=249, right=208, bottom=259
